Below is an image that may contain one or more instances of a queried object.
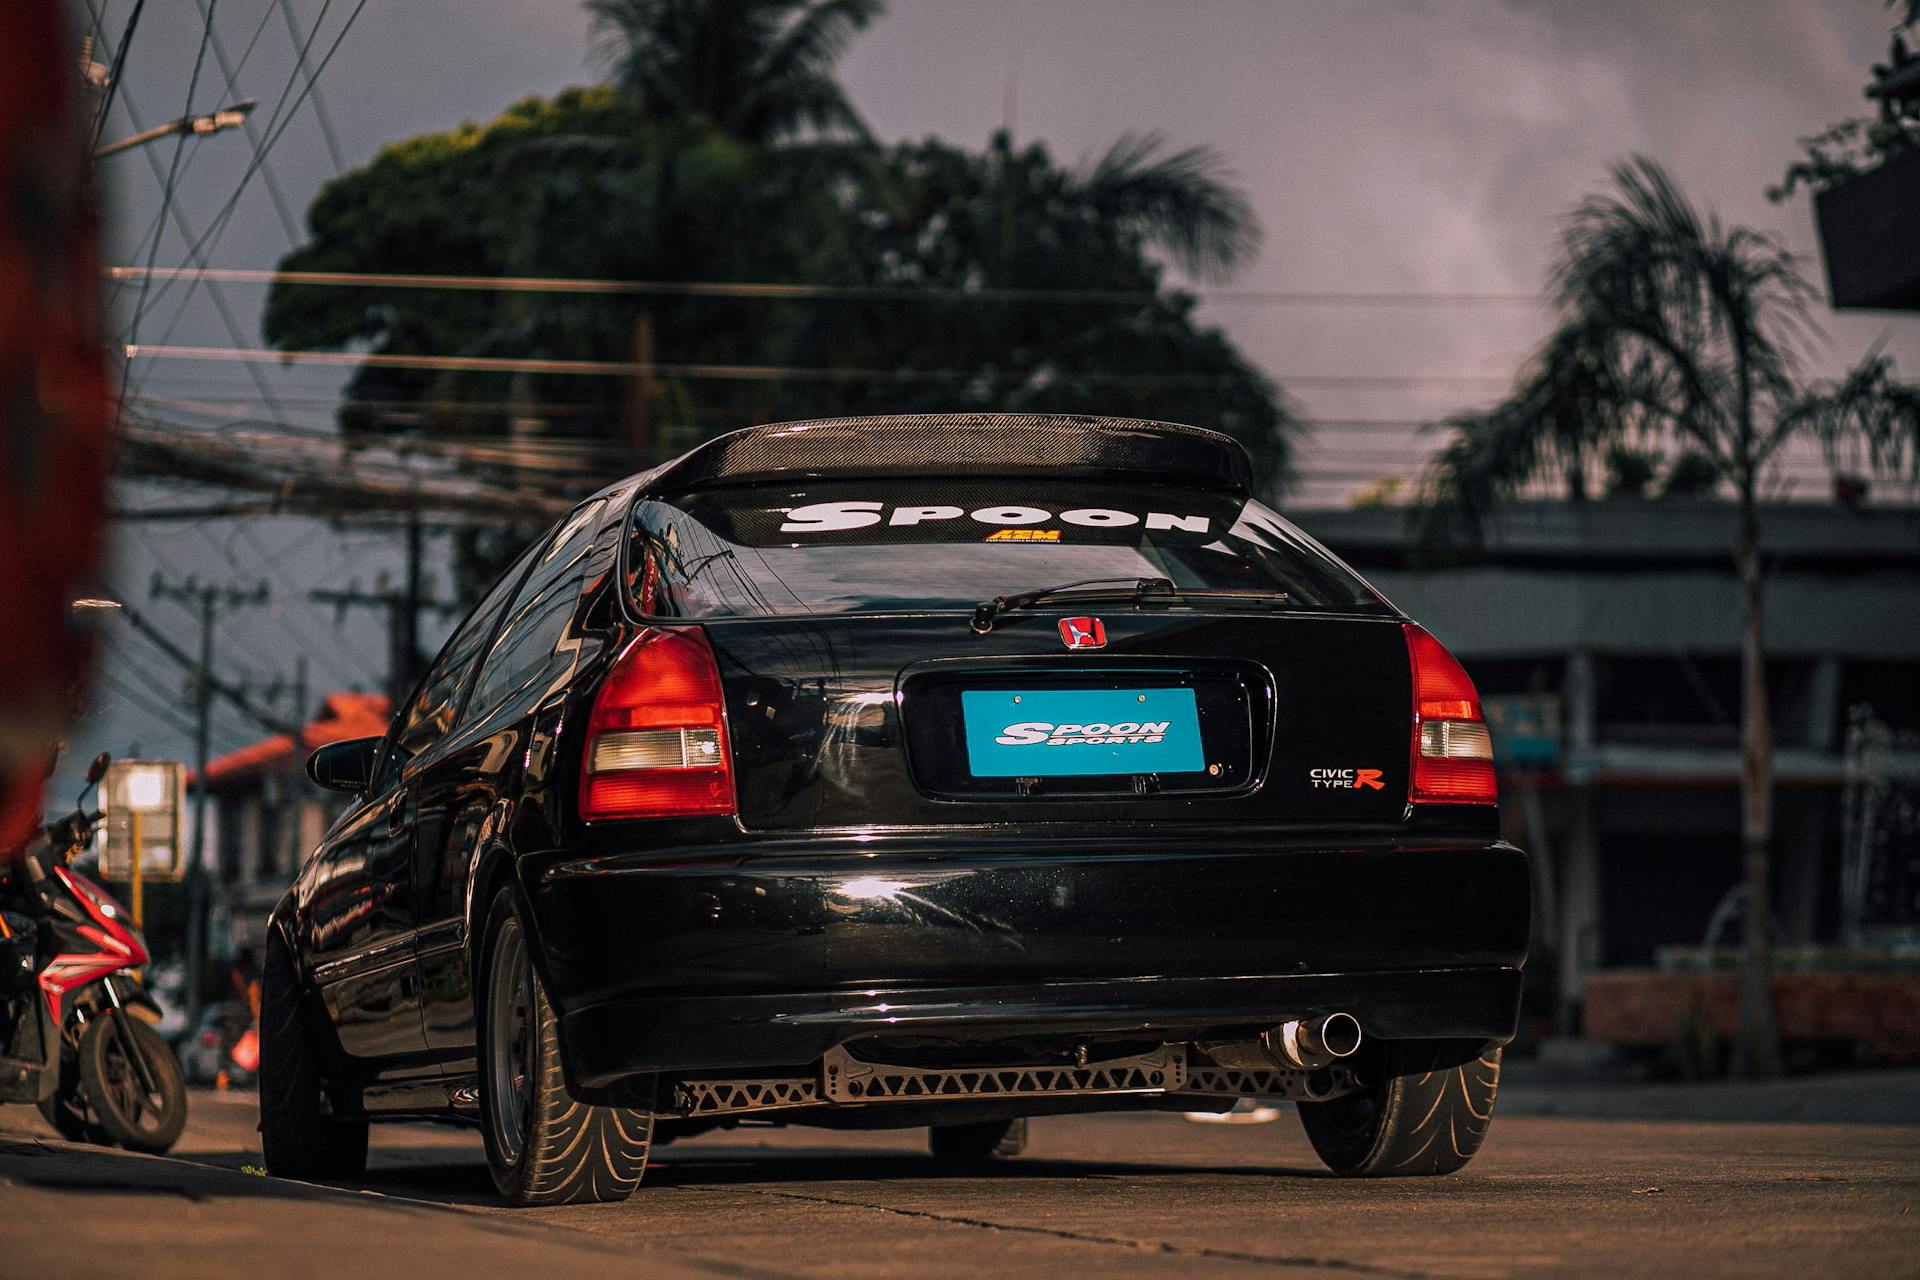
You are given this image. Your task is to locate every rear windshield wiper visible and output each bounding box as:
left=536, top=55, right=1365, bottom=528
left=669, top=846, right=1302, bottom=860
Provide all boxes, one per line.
left=969, top=577, right=1289, bottom=633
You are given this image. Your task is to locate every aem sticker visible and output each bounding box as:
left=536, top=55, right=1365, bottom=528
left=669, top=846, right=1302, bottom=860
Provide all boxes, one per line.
left=985, top=528, right=1061, bottom=541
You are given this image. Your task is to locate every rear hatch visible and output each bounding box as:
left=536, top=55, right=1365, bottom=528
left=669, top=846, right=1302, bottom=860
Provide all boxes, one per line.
left=705, top=611, right=1411, bottom=830
left=624, top=473, right=1416, bottom=831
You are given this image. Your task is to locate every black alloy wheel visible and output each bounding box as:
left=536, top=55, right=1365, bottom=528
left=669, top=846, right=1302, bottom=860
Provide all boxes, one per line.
left=259, top=934, right=369, bottom=1179
left=77, top=1013, right=187, bottom=1154
left=477, top=886, right=654, bottom=1205
left=1296, top=1038, right=1502, bottom=1177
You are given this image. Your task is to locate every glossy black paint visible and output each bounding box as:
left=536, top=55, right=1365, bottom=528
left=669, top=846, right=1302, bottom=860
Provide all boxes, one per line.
left=272, top=465, right=1527, bottom=1124
left=707, top=611, right=1418, bottom=830
left=305, top=736, right=377, bottom=794
left=535, top=833, right=1527, bottom=1085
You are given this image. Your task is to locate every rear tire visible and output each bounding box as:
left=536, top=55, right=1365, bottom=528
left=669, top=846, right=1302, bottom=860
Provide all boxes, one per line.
left=259, top=935, right=369, bottom=1179
left=1297, top=1039, right=1501, bottom=1177
left=77, top=1014, right=187, bottom=1154
left=929, top=1116, right=1028, bottom=1163
left=478, top=887, right=653, bottom=1205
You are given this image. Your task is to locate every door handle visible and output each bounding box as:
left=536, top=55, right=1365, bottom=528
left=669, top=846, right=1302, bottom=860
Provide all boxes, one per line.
left=388, top=793, right=416, bottom=837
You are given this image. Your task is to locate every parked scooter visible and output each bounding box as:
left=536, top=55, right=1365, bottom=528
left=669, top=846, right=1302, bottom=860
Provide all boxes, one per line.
left=0, top=752, right=187, bottom=1152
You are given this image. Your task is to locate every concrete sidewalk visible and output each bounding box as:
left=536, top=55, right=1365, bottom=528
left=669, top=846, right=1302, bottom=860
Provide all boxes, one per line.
left=1498, top=1062, right=1920, bottom=1125
left=6, top=1084, right=1918, bottom=1279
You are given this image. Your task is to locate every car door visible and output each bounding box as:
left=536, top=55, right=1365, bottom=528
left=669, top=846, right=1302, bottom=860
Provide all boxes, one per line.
left=415, top=495, right=623, bottom=1058
left=306, top=567, right=527, bottom=1068
left=303, top=764, right=422, bottom=1067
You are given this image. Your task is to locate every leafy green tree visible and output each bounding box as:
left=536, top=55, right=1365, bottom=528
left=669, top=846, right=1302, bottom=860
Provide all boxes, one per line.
left=778, top=130, right=1295, bottom=490
left=585, top=0, right=881, bottom=142
left=1420, top=157, right=1920, bottom=1077
left=265, top=2, right=1294, bottom=595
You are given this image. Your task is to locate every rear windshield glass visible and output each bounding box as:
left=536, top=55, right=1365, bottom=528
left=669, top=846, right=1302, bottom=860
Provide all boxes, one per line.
left=625, top=480, right=1388, bottom=618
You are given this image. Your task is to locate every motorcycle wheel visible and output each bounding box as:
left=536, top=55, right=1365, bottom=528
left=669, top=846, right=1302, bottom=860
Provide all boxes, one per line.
left=78, top=1014, right=188, bottom=1154
left=37, top=1068, right=109, bottom=1145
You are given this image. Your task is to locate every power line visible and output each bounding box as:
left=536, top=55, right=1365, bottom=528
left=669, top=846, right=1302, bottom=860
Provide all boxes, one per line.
left=104, top=264, right=1553, bottom=308
left=122, top=0, right=220, bottom=358
left=114, top=0, right=343, bottom=412
left=130, top=392, right=1455, bottom=433
left=135, top=391, right=634, bottom=420
left=118, top=520, right=290, bottom=684
left=91, top=0, right=149, bottom=148
left=105, top=0, right=284, bottom=290
left=120, top=343, right=1516, bottom=387
left=272, top=0, right=348, bottom=173
left=84, top=38, right=297, bottom=423
left=193, top=0, right=305, bottom=242
left=127, top=0, right=369, bottom=338
left=233, top=522, right=376, bottom=691
left=95, top=664, right=200, bottom=739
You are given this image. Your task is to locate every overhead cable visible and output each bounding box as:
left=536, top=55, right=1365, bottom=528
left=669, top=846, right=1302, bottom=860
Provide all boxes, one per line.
left=106, top=264, right=1551, bottom=308
left=122, top=343, right=1514, bottom=387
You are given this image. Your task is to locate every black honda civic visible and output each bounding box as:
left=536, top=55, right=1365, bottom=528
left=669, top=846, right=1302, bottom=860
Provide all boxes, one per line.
left=262, top=413, right=1528, bottom=1204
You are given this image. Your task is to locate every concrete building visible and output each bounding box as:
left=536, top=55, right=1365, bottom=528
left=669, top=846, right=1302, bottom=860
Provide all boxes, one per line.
left=1297, top=499, right=1920, bottom=1038
left=200, top=691, right=390, bottom=952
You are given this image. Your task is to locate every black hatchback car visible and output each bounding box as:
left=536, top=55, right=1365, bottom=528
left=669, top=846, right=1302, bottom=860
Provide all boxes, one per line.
left=262, top=414, right=1528, bottom=1204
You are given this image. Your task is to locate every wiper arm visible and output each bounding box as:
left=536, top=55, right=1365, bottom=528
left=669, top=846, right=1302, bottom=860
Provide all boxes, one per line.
left=968, top=579, right=1294, bottom=634
left=970, top=577, right=1174, bottom=634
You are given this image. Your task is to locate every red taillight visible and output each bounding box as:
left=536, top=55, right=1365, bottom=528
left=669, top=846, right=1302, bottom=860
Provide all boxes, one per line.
left=579, top=627, right=736, bottom=821
left=1404, top=623, right=1497, bottom=805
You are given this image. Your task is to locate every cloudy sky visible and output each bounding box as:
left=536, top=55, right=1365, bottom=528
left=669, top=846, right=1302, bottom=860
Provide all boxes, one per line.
left=66, top=0, right=1920, bottom=768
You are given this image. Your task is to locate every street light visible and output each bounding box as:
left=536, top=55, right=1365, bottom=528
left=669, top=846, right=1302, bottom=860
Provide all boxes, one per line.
left=93, top=98, right=256, bottom=160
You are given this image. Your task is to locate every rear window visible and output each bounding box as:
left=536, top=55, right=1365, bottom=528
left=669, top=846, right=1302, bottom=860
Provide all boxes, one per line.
left=624, top=479, right=1388, bottom=618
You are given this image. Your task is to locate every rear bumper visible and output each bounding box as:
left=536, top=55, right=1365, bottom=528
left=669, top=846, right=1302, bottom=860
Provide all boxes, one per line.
left=529, top=833, right=1530, bottom=1085
left=564, top=967, right=1524, bottom=1086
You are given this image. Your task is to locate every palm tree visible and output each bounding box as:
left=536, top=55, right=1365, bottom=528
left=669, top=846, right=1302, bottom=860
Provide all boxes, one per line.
left=1069, top=131, right=1261, bottom=283
left=585, top=0, right=882, bottom=144
left=1420, top=157, right=1920, bottom=1077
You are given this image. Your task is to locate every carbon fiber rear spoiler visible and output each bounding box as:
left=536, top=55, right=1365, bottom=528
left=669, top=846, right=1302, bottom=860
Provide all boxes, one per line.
left=627, top=413, right=1254, bottom=495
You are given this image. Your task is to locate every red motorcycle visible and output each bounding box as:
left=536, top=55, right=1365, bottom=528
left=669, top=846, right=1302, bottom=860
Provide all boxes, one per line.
left=0, top=752, right=186, bottom=1152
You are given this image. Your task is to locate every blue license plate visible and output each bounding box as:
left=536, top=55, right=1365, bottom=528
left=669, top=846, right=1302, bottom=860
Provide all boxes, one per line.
left=961, top=688, right=1205, bottom=778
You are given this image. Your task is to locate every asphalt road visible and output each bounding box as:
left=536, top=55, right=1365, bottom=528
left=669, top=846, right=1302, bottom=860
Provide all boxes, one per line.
left=2, top=1083, right=1916, bottom=1280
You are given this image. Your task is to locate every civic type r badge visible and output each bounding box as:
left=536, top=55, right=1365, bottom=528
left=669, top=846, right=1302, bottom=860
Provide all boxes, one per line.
left=1059, top=617, right=1107, bottom=650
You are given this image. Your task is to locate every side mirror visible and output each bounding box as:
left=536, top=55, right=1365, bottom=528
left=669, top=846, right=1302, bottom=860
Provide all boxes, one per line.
left=306, top=737, right=381, bottom=794
left=86, top=752, right=111, bottom=784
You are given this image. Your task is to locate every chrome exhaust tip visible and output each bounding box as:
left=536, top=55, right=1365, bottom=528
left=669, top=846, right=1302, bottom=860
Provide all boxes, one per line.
left=1262, top=1012, right=1364, bottom=1070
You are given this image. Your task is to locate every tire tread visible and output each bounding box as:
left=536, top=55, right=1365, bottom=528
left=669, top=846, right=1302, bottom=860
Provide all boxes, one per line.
left=259, top=935, right=370, bottom=1179
left=480, top=889, right=652, bottom=1205
left=1298, top=1039, right=1501, bottom=1177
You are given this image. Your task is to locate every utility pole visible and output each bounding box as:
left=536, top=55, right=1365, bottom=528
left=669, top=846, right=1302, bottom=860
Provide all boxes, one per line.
left=284, top=655, right=309, bottom=879
left=115, top=602, right=296, bottom=738
left=150, top=575, right=271, bottom=1027
left=312, top=519, right=459, bottom=706
left=399, top=514, right=422, bottom=703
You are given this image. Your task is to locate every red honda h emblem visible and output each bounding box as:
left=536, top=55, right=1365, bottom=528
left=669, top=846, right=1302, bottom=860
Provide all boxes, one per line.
left=1059, top=617, right=1107, bottom=650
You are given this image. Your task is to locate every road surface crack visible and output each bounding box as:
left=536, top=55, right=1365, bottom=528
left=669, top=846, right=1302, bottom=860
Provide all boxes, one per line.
left=727, top=1186, right=1435, bottom=1277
